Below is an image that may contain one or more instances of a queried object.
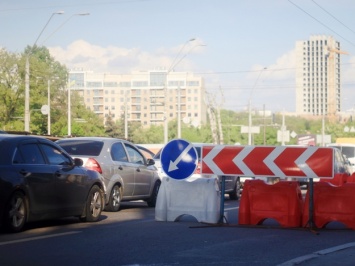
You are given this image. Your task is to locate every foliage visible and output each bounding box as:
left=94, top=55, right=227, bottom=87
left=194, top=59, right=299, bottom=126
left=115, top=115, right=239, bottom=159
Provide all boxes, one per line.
left=0, top=47, right=105, bottom=136
left=0, top=48, right=24, bottom=129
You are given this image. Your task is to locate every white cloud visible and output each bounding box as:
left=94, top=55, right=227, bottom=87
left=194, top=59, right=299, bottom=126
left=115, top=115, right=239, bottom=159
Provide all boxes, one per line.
left=48, top=39, right=205, bottom=74
left=49, top=40, right=148, bottom=72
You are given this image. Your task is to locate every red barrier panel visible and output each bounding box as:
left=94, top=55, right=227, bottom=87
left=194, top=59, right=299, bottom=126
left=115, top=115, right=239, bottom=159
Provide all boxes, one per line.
left=320, top=173, right=348, bottom=186
left=346, top=173, right=355, bottom=183
left=239, top=180, right=303, bottom=227
left=303, top=182, right=355, bottom=230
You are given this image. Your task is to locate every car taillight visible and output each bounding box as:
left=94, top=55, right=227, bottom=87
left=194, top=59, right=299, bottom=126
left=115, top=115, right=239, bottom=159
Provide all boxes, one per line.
left=85, top=158, right=102, bottom=174
left=195, top=162, right=201, bottom=174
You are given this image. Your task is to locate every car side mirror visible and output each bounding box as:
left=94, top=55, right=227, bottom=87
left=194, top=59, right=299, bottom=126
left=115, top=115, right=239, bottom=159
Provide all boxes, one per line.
left=74, top=158, right=83, bottom=167
left=147, top=158, right=155, bottom=166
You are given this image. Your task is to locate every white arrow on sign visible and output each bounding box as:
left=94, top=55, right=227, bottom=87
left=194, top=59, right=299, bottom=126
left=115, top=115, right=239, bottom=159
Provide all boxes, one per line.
left=202, top=145, right=224, bottom=175
left=295, top=146, right=317, bottom=177
left=233, top=146, right=255, bottom=176
left=168, top=143, right=193, bottom=172
left=263, top=146, right=287, bottom=177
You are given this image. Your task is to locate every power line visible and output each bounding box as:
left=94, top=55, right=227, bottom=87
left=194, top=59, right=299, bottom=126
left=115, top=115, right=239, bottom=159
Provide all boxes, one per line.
left=0, top=0, right=152, bottom=13
left=312, top=0, right=355, bottom=35
left=288, top=0, right=355, bottom=48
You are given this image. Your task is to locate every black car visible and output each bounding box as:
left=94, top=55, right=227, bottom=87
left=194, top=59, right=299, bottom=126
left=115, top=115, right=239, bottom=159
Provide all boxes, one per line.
left=0, top=134, right=106, bottom=232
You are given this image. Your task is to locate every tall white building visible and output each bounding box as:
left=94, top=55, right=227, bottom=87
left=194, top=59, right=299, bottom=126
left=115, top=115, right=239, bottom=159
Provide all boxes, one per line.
left=68, top=69, right=207, bottom=128
left=295, top=35, right=343, bottom=116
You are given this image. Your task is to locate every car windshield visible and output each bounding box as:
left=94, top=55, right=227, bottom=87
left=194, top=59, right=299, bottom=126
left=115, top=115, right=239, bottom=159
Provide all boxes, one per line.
left=58, top=140, right=104, bottom=156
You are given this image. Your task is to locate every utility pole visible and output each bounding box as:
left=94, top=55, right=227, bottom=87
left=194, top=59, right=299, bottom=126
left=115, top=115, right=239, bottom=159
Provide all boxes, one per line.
left=205, top=92, right=218, bottom=144
left=216, top=87, right=224, bottom=145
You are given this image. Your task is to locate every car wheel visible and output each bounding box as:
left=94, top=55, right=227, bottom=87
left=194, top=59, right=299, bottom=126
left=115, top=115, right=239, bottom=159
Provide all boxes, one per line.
left=229, top=178, right=241, bottom=200
left=81, top=185, right=104, bottom=222
left=6, top=192, right=27, bottom=233
left=106, top=184, right=122, bottom=212
left=146, top=181, right=161, bottom=207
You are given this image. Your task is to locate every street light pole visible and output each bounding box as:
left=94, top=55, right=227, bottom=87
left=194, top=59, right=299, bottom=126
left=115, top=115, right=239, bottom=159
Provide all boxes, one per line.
left=125, top=87, right=129, bottom=139
left=68, top=81, right=71, bottom=136
left=177, top=44, right=206, bottom=139
left=248, top=67, right=266, bottom=145
left=24, top=11, right=64, bottom=132
left=163, top=38, right=195, bottom=143
left=47, top=79, right=51, bottom=135
left=40, top=13, right=90, bottom=45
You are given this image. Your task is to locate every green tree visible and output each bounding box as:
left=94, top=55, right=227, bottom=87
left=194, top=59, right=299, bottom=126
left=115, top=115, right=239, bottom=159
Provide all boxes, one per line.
left=21, top=45, right=68, bottom=134
left=105, top=112, right=121, bottom=138
left=15, top=45, right=106, bottom=137
left=0, top=48, right=24, bottom=130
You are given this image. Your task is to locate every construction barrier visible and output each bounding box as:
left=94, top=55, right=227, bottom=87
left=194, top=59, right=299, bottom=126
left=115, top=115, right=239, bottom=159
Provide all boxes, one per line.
left=155, top=176, right=221, bottom=224
left=319, top=173, right=348, bottom=186
left=239, top=180, right=303, bottom=227
left=346, top=173, right=355, bottom=183
left=302, top=181, right=355, bottom=230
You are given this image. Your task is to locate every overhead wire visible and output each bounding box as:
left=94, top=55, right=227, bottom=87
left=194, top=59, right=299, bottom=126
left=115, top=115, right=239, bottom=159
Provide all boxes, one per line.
left=288, top=0, right=355, bottom=48
left=0, top=0, right=153, bottom=13
left=311, top=0, right=355, bottom=35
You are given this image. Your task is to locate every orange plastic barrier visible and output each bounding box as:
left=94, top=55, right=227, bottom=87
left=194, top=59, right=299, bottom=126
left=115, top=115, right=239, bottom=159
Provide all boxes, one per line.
left=303, top=182, right=355, bottom=229
left=239, top=180, right=303, bottom=227
left=319, top=173, right=348, bottom=186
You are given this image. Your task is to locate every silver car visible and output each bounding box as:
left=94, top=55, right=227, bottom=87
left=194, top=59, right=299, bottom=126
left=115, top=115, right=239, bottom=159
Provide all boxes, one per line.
left=57, top=137, right=161, bottom=212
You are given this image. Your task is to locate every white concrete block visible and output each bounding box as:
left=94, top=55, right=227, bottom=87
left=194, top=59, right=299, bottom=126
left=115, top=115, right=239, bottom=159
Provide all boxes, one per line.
left=155, top=176, right=221, bottom=224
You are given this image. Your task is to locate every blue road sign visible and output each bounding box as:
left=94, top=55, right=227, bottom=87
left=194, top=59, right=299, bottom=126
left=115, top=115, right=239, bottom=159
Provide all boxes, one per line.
left=160, top=139, right=198, bottom=180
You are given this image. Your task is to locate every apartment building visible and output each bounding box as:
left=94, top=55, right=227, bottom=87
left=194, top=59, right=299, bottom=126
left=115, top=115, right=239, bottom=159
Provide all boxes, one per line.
left=295, top=35, right=343, bottom=116
left=68, top=69, right=207, bottom=128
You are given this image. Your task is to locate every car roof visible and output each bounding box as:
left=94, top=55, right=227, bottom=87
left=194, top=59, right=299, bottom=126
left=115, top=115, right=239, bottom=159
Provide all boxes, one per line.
left=57, top=137, right=132, bottom=144
left=0, top=134, right=53, bottom=142
left=0, top=134, right=63, bottom=165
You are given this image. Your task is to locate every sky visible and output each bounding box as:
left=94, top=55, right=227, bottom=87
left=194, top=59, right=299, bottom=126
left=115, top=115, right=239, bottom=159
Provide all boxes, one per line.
left=1, top=0, right=355, bottom=113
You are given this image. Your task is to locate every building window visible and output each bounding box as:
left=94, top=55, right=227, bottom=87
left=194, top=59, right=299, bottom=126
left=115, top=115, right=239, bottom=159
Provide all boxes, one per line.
left=104, top=82, right=118, bottom=87
left=150, top=72, right=166, bottom=86
left=87, top=81, right=102, bottom=87
left=119, top=82, right=131, bottom=87
left=187, top=81, right=199, bottom=86
left=132, top=81, right=148, bottom=87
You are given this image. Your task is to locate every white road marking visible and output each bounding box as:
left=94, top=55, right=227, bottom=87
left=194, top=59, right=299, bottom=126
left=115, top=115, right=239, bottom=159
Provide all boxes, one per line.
left=0, top=231, right=81, bottom=246
left=277, top=242, right=355, bottom=266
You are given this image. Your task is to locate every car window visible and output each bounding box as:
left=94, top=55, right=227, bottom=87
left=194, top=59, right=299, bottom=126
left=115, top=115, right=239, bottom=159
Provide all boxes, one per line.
left=195, top=146, right=202, bottom=160
left=153, top=149, right=162, bottom=160
left=111, top=142, right=128, bottom=162
left=14, top=143, right=46, bottom=165
left=58, top=140, right=103, bottom=156
left=334, top=148, right=347, bottom=174
left=125, top=144, right=145, bottom=164
left=40, top=144, right=72, bottom=165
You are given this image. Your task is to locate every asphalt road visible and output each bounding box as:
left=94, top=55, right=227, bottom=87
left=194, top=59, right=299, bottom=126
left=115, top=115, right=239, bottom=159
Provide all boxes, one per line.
left=1, top=197, right=355, bottom=266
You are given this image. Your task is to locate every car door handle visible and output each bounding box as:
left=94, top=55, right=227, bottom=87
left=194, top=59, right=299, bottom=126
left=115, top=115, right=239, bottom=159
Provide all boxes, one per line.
left=136, top=168, right=141, bottom=172
left=118, top=166, right=123, bottom=170
left=19, top=169, right=29, bottom=176
left=55, top=171, right=62, bottom=177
